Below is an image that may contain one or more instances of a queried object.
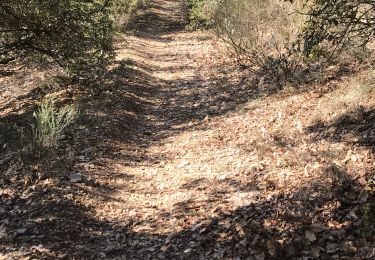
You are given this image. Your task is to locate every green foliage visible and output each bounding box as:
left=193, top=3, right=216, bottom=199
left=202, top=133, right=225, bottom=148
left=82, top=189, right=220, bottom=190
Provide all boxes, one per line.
left=360, top=203, right=375, bottom=236
left=300, top=0, right=375, bottom=58
left=187, top=0, right=216, bottom=27
left=111, top=0, right=150, bottom=30
left=0, top=0, right=115, bottom=73
left=32, top=97, right=78, bottom=150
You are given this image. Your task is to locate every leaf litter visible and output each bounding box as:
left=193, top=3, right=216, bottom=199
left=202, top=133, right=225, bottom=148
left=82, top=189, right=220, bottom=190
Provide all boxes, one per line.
left=0, top=0, right=375, bottom=259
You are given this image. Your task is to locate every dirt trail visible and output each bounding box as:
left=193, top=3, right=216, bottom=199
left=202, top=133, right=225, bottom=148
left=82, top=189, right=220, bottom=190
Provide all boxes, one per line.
left=2, top=0, right=375, bottom=258
left=88, top=0, right=253, bottom=234
left=77, top=1, right=375, bottom=258
left=75, top=0, right=277, bottom=254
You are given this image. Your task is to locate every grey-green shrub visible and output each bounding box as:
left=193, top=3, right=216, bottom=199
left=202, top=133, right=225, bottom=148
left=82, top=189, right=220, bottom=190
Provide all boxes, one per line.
left=211, top=0, right=307, bottom=87
left=213, top=0, right=303, bottom=59
left=32, top=97, right=77, bottom=149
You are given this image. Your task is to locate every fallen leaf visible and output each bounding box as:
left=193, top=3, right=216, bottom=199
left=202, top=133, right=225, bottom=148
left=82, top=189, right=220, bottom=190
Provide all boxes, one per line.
left=266, top=240, right=276, bottom=256
left=311, top=246, right=320, bottom=258
left=358, top=177, right=368, bottom=186
left=305, top=230, right=316, bottom=242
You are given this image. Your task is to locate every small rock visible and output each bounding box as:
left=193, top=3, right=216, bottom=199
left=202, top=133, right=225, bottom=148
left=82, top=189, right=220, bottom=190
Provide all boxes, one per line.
left=178, top=160, right=190, bottom=168
left=16, top=228, right=27, bottom=235
left=69, top=174, right=82, bottom=183
left=103, top=231, right=113, bottom=238
left=57, top=253, right=68, bottom=259
left=183, top=248, right=192, bottom=253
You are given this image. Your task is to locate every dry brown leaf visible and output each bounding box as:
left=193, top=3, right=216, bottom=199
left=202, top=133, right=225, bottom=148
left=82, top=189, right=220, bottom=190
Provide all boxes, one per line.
left=358, top=177, right=368, bottom=186
left=305, top=230, right=317, bottom=242
left=266, top=240, right=277, bottom=257
left=311, top=246, right=320, bottom=258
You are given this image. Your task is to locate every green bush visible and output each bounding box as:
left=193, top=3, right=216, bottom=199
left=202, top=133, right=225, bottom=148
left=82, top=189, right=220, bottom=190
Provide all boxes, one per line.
left=187, top=0, right=217, bottom=28
left=300, top=0, right=375, bottom=62
left=0, top=0, right=115, bottom=74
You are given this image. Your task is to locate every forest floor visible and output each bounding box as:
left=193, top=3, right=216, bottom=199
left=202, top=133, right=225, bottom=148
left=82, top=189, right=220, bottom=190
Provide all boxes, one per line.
left=1, top=0, right=375, bottom=259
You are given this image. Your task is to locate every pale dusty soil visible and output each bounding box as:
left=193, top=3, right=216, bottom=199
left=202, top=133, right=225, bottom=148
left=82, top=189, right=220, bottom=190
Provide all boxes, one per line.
left=1, top=0, right=375, bottom=259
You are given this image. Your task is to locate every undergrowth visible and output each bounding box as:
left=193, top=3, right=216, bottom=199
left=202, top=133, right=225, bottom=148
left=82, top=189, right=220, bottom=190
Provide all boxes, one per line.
left=187, top=0, right=215, bottom=28
left=31, top=97, right=77, bottom=152
left=112, top=0, right=151, bottom=29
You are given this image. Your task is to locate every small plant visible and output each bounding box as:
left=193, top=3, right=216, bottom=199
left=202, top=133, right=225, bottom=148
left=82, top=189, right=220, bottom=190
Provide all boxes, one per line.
left=360, top=202, right=375, bottom=237
left=31, top=97, right=77, bottom=150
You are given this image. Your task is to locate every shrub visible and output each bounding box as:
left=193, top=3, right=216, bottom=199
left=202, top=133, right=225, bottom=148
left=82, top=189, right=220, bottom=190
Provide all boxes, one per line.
left=187, top=0, right=218, bottom=28
left=111, top=0, right=150, bottom=30
left=301, top=0, right=375, bottom=58
left=0, top=0, right=115, bottom=74
left=212, top=0, right=306, bottom=87
left=213, top=0, right=302, bottom=58
left=31, top=97, right=77, bottom=150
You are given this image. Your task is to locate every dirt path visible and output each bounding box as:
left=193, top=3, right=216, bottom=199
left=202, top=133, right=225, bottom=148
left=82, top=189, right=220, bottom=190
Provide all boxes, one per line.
left=2, top=0, right=375, bottom=259
left=83, top=0, right=256, bottom=238
left=76, top=0, right=375, bottom=258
